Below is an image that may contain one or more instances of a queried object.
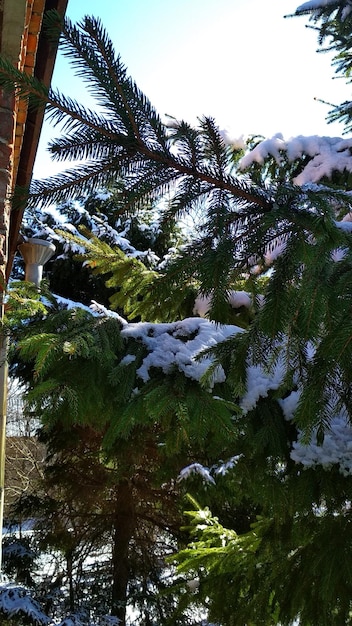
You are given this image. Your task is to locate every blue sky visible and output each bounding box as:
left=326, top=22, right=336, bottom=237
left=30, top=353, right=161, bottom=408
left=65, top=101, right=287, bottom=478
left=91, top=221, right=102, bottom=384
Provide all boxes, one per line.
left=33, top=0, right=351, bottom=177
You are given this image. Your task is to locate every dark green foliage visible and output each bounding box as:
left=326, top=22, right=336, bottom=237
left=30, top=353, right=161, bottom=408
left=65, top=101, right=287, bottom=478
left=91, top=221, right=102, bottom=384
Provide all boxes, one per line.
left=0, top=12, right=268, bottom=216
left=2, top=536, right=37, bottom=588
left=175, top=502, right=352, bottom=626
left=6, top=5, right=352, bottom=625
left=8, top=294, right=237, bottom=624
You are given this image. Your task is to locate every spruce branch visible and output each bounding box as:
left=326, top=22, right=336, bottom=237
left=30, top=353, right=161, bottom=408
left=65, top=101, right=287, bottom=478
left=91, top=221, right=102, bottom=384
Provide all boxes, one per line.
left=0, top=15, right=272, bottom=213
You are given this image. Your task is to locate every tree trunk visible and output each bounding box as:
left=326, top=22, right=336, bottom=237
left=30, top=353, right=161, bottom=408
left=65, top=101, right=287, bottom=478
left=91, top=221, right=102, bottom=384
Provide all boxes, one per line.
left=66, top=549, right=75, bottom=613
left=111, top=480, right=136, bottom=626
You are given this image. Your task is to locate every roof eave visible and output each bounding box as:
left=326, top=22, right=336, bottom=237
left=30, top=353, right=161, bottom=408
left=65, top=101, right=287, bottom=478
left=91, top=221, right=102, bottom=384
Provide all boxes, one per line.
left=6, top=0, right=68, bottom=281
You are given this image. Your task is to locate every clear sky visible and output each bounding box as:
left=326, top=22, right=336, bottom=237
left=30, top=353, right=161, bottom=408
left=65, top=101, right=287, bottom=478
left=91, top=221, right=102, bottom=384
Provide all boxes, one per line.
left=33, top=0, right=351, bottom=178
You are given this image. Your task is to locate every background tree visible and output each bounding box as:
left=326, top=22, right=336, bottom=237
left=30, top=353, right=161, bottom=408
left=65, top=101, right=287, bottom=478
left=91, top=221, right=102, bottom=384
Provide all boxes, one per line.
left=7, top=192, right=241, bottom=624
left=7, top=288, right=240, bottom=625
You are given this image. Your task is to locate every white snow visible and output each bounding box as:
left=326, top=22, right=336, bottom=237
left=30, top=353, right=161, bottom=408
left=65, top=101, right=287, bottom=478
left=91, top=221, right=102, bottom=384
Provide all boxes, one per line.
left=89, top=300, right=128, bottom=324
left=219, top=128, right=246, bottom=150
left=26, top=202, right=163, bottom=268
left=0, top=584, right=51, bottom=624
left=275, top=388, right=352, bottom=476
left=238, top=134, right=352, bottom=186
left=193, top=294, right=212, bottom=317
left=240, top=361, right=285, bottom=413
left=119, top=354, right=136, bottom=366
left=296, top=0, right=343, bottom=12
left=278, top=390, right=301, bottom=421
left=213, top=454, right=243, bottom=476
left=121, top=317, right=241, bottom=387
left=263, top=237, right=287, bottom=266
left=193, top=291, right=252, bottom=317
left=93, top=190, right=112, bottom=201
left=335, top=219, right=352, bottom=232
left=49, top=294, right=352, bottom=476
left=227, top=291, right=252, bottom=309
left=177, top=463, right=215, bottom=484
left=295, top=0, right=352, bottom=17
left=291, top=415, right=352, bottom=476
left=330, top=246, right=348, bottom=261
left=50, top=294, right=93, bottom=314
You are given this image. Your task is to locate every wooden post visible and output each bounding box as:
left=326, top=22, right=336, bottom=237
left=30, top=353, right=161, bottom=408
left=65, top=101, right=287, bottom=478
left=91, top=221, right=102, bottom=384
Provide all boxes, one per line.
left=0, top=87, right=15, bottom=580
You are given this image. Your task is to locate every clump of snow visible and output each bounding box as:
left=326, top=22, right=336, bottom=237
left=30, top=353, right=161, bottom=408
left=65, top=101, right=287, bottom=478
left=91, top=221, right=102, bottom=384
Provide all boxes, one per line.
left=177, top=456, right=242, bottom=487
left=296, top=0, right=341, bottom=11
left=295, top=0, right=350, bottom=17
left=51, top=294, right=93, bottom=314
left=342, top=4, right=352, bottom=19
left=335, top=219, right=352, bottom=232
left=93, top=190, right=112, bottom=201
left=157, top=247, right=179, bottom=270
left=342, top=211, right=352, bottom=222
left=263, top=237, right=287, bottom=266
left=46, top=296, right=352, bottom=476
left=331, top=247, right=348, bottom=261
left=47, top=298, right=240, bottom=388
left=89, top=300, right=128, bottom=325
left=239, top=133, right=286, bottom=169
left=213, top=454, right=243, bottom=476
left=121, top=318, right=241, bottom=386
left=278, top=390, right=301, bottom=421
left=239, top=134, right=352, bottom=186
left=178, top=463, right=215, bottom=484
left=27, top=201, right=163, bottom=268
left=241, top=361, right=285, bottom=413
left=227, top=291, right=252, bottom=308
left=219, top=129, right=246, bottom=150
left=130, top=247, right=160, bottom=265
left=276, top=389, right=352, bottom=476
left=119, top=354, right=137, bottom=366
left=0, top=584, right=50, bottom=624
left=193, top=291, right=252, bottom=317
left=47, top=295, right=127, bottom=324
left=193, top=294, right=212, bottom=317
left=291, top=415, right=352, bottom=476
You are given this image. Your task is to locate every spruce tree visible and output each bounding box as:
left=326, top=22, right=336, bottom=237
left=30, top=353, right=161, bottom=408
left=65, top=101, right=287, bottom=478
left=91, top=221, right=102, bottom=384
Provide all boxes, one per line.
left=3, top=3, right=352, bottom=625
left=8, top=196, right=239, bottom=624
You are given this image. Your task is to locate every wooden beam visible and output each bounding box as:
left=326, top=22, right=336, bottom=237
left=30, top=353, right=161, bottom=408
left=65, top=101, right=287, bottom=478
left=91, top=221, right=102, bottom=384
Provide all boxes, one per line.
left=6, top=0, right=68, bottom=281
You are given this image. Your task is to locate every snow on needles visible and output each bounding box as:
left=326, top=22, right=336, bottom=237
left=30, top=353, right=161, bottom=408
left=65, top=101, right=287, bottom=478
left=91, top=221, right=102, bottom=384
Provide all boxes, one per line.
left=121, top=317, right=241, bottom=387
left=123, top=317, right=352, bottom=476
left=50, top=294, right=352, bottom=477
left=0, top=584, right=51, bottom=625
left=291, top=415, right=352, bottom=476
left=241, top=362, right=285, bottom=413
left=193, top=291, right=252, bottom=317
left=238, top=134, right=352, bottom=185
left=296, top=0, right=343, bottom=11
left=295, top=0, right=352, bottom=19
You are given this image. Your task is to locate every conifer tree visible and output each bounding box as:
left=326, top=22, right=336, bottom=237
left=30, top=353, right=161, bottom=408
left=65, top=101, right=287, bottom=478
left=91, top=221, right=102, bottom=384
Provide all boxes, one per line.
left=3, top=3, right=352, bottom=625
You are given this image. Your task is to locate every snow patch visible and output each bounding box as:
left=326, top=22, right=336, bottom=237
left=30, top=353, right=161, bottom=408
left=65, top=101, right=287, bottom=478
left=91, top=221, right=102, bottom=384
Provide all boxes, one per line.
left=193, top=291, right=252, bottom=317
left=239, top=135, right=352, bottom=186
left=121, top=318, right=241, bottom=386
left=241, top=361, right=285, bottom=413
left=296, top=0, right=344, bottom=14
left=0, top=584, right=51, bottom=625
left=178, top=463, right=215, bottom=485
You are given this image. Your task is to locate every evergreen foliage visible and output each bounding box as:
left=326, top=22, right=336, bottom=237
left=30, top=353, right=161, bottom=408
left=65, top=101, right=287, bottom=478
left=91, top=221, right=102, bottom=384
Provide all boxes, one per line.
left=7, top=287, right=238, bottom=624
left=4, top=2, right=352, bottom=625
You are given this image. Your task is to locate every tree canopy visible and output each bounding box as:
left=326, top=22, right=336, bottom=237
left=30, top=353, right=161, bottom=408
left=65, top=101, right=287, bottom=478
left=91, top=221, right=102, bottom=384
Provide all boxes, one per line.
left=3, top=1, right=352, bottom=625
